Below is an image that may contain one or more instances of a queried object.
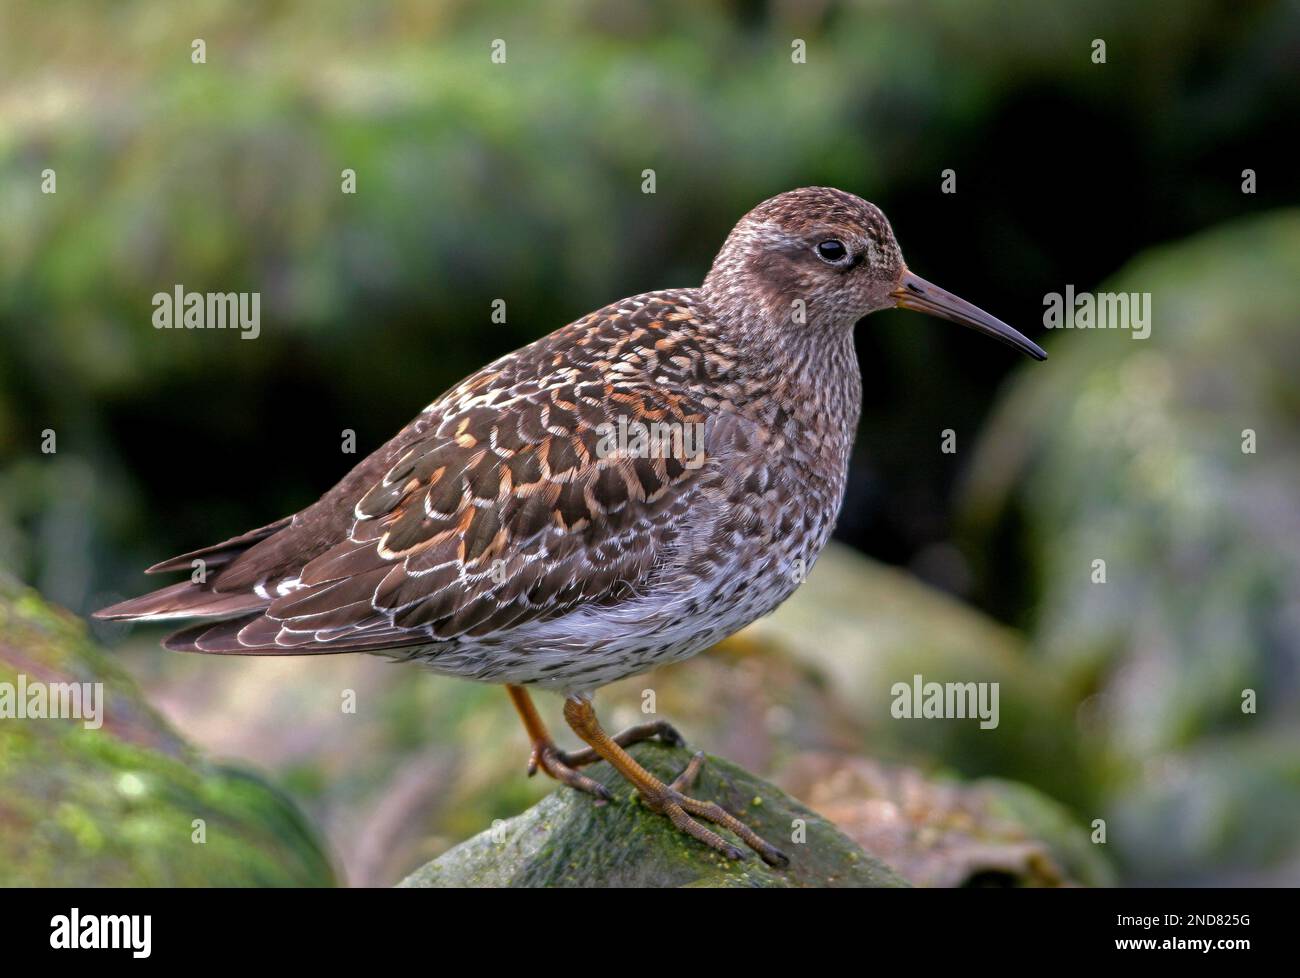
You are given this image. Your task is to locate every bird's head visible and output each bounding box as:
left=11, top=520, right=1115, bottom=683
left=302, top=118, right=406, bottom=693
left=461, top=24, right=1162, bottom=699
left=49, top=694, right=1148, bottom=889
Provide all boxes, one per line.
left=703, top=186, right=1046, bottom=360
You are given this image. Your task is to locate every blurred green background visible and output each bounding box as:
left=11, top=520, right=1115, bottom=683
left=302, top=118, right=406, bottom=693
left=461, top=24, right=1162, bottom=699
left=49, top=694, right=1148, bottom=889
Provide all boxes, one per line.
left=1, top=0, right=1298, bottom=886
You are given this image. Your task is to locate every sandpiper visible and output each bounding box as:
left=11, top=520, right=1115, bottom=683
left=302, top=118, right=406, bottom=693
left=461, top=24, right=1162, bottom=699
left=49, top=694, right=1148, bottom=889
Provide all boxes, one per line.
left=98, top=187, right=1045, bottom=866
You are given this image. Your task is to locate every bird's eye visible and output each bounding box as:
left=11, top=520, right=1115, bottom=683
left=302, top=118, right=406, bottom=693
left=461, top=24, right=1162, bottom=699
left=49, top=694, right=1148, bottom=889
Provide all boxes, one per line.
left=816, top=239, right=848, bottom=264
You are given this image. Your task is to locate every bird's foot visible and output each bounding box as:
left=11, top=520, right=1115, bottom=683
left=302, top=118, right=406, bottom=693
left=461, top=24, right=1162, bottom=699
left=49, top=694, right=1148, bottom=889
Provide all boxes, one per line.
left=526, top=719, right=684, bottom=801
left=637, top=750, right=789, bottom=868
left=548, top=718, right=686, bottom=768
left=526, top=741, right=614, bottom=802
left=558, top=696, right=789, bottom=868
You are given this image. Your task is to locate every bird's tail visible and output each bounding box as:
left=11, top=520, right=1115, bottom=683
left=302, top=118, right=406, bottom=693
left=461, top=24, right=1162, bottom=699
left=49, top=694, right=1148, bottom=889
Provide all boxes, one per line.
left=93, top=580, right=268, bottom=621
left=92, top=516, right=291, bottom=622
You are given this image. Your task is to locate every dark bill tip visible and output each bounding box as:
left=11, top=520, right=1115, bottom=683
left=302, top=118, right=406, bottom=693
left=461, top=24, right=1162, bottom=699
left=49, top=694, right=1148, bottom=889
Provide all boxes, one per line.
left=891, top=269, right=1047, bottom=361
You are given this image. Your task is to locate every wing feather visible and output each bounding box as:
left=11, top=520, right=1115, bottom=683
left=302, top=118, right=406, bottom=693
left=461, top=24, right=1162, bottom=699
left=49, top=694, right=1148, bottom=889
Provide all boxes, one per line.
left=104, top=293, right=739, bottom=657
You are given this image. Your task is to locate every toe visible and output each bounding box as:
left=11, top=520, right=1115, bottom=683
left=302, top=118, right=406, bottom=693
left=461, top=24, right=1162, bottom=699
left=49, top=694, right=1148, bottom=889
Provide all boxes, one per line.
left=662, top=802, right=747, bottom=861
left=763, top=846, right=791, bottom=868
left=657, top=722, right=686, bottom=748
left=669, top=751, right=707, bottom=793
left=534, top=746, right=614, bottom=802
left=676, top=794, right=789, bottom=868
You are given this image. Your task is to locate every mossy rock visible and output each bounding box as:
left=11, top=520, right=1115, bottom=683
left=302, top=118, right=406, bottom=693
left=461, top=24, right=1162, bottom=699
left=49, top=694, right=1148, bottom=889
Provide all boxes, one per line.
left=0, top=575, right=336, bottom=886
left=400, top=742, right=909, bottom=888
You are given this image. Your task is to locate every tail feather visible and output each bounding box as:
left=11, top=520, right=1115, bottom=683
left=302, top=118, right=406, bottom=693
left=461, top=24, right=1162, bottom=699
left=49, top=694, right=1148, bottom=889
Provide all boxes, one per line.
left=95, top=516, right=295, bottom=623
left=94, top=581, right=268, bottom=621
left=96, top=513, right=431, bottom=658
left=144, top=516, right=292, bottom=575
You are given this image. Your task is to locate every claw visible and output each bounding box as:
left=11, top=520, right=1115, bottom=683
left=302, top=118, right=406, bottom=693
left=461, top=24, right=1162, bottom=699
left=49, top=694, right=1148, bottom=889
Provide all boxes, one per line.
left=532, top=743, right=614, bottom=802
left=657, top=723, right=686, bottom=748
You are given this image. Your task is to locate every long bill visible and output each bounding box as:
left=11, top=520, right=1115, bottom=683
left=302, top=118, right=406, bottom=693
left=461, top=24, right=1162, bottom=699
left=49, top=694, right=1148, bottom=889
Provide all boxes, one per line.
left=891, top=269, right=1047, bottom=361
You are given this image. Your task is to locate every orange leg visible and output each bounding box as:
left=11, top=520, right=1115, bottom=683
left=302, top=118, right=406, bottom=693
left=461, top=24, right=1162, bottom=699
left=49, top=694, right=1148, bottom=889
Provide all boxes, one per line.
left=506, top=685, right=613, bottom=801
left=507, top=685, right=685, bottom=785
left=562, top=695, right=788, bottom=867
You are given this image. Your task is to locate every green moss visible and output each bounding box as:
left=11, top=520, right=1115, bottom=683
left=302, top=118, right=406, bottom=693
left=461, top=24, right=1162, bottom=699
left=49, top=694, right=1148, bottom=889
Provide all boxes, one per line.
left=0, top=574, right=337, bottom=887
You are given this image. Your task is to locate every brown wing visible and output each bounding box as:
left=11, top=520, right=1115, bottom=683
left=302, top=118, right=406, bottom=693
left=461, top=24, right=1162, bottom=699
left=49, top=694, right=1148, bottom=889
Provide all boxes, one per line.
left=123, top=294, right=733, bottom=655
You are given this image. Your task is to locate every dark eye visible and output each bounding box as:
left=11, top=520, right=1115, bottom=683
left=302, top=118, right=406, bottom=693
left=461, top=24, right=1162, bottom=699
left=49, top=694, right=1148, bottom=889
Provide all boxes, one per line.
left=816, top=239, right=848, bottom=263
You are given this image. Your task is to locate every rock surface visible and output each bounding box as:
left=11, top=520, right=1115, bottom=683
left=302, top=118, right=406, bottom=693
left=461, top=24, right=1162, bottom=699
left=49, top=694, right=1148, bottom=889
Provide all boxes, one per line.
left=0, top=575, right=336, bottom=886
left=782, top=753, right=1113, bottom=887
left=400, top=742, right=909, bottom=888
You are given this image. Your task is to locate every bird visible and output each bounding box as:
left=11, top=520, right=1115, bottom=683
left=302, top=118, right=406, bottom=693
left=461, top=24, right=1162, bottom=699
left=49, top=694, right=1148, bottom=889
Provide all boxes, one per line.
left=96, top=187, right=1045, bottom=866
